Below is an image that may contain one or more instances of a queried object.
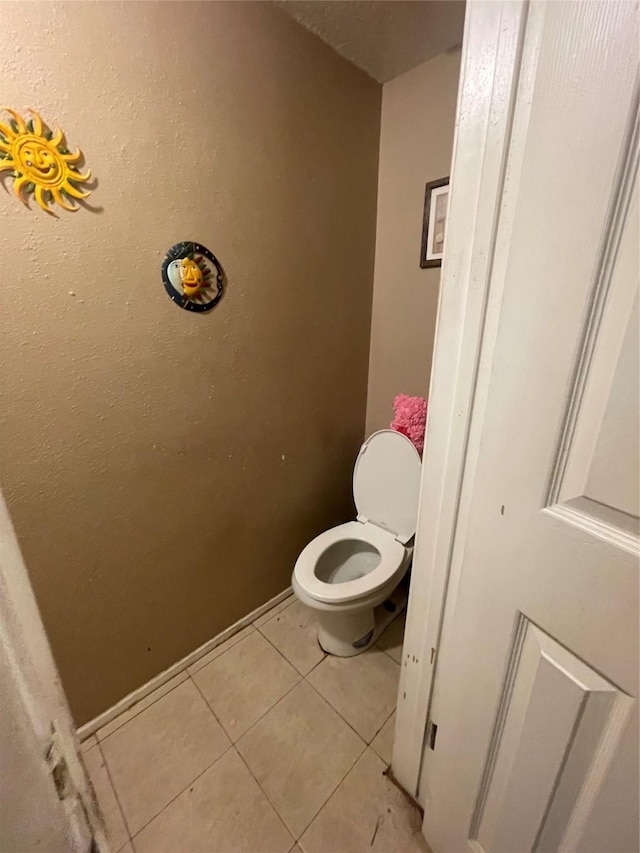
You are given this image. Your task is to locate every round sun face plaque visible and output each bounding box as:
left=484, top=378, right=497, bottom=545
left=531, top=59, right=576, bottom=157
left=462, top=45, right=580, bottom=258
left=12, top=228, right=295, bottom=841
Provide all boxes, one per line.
left=162, top=242, right=224, bottom=312
left=0, top=107, right=92, bottom=214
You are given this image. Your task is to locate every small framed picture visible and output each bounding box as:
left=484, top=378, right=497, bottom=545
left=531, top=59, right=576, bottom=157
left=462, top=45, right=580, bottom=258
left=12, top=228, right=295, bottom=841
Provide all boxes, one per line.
left=420, top=177, right=450, bottom=268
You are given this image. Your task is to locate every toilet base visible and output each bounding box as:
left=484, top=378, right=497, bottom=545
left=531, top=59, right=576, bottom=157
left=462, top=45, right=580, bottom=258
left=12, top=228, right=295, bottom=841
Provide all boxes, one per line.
left=317, top=584, right=408, bottom=657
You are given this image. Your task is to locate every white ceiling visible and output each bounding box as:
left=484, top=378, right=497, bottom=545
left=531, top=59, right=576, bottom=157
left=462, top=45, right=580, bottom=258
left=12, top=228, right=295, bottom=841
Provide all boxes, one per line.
left=276, top=0, right=465, bottom=83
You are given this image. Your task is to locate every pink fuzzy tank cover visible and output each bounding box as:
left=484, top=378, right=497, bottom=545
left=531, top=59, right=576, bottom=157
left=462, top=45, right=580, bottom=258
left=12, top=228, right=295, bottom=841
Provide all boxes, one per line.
left=390, top=394, right=427, bottom=455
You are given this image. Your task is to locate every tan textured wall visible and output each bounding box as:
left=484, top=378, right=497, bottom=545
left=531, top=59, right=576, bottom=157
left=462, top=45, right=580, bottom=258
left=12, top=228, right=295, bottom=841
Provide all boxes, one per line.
left=0, top=1, right=380, bottom=725
left=366, top=49, right=461, bottom=434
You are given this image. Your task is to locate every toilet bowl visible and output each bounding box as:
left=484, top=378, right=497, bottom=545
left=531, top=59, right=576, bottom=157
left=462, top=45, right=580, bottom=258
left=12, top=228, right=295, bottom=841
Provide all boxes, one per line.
left=292, top=430, right=422, bottom=656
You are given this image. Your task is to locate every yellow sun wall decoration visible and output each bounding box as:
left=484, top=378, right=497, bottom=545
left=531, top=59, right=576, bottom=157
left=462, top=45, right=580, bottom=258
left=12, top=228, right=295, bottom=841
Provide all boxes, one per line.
left=0, top=108, right=91, bottom=214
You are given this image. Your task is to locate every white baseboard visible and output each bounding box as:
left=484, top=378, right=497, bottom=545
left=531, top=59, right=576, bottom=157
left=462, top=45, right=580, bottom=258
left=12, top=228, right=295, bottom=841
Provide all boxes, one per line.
left=77, top=587, right=293, bottom=741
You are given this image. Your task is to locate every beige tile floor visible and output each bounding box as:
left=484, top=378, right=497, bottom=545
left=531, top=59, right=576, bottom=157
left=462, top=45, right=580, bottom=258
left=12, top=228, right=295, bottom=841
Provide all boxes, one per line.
left=83, top=597, right=429, bottom=853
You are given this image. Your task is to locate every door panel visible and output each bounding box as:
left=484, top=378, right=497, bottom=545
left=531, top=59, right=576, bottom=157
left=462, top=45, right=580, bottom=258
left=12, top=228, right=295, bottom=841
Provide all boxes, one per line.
left=585, top=295, right=639, bottom=519
left=472, top=618, right=631, bottom=853
left=421, top=1, right=639, bottom=851
left=554, top=178, right=639, bottom=541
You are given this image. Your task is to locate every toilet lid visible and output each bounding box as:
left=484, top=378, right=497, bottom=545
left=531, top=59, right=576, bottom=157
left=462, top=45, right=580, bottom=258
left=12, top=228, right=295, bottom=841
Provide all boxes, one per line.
left=353, top=430, right=422, bottom=544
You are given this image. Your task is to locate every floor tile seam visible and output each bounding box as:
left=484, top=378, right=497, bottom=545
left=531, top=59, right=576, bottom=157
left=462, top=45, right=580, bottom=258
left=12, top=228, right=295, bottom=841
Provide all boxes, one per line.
left=376, top=643, right=403, bottom=665
left=100, top=631, right=257, bottom=745
left=236, top=723, right=366, bottom=844
left=95, top=736, right=136, bottom=848
left=98, top=626, right=261, bottom=741
left=97, top=602, right=399, bottom=847
left=231, top=673, right=367, bottom=839
left=233, top=745, right=296, bottom=848
left=82, top=741, right=99, bottom=760
left=303, top=651, right=328, bottom=678
left=100, top=673, right=234, bottom=839
left=93, top=598, right=371, bottom=741
left=293, top=636, right=328, bottom=678
left=253, top=620, right=291, bottom=649
left=96, top=675, right=190, bottom=744
left=96, top=600, right=300, bottom=744
left=374, top=646, right=402, bottom=667
left=309, top=650, right=401, bottom=742
left=228, top=675, right=303, bottom=746
left=186, top=626, right=257, bottom=676
left=370, top=705, right=397, bottom=742
left=127, top=742, right=235, bottom=842
left=302, top=675, right=377, bottom=746
left=370, top=744, right=391, bottom=768
left=293, top=738, right=368, bottom=841
left=253, top=625, right=309, bottom=677
left=253, top=619, right=286, bottom=647
left=188, top=674, right=241, bottom=744
left=253, top=595, right=296, bottom=628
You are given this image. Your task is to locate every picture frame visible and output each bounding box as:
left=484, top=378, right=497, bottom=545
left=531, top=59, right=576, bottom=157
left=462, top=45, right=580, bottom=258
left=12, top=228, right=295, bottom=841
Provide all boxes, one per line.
left=420, top=176, right=450, bottom=268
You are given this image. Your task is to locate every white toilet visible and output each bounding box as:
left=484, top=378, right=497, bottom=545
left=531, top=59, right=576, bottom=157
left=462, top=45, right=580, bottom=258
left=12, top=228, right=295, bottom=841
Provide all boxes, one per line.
left=292, top=430, right=422, bottom=656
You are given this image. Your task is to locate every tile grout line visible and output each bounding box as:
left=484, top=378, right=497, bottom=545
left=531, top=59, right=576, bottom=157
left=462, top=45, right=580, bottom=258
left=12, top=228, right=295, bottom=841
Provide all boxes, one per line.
left=96, top=627, right=257, bottom=744
left=292, top=727, right=368, bottom=842
left=255, top=606, right=401, bottom=748
left=255, top=621, right=326, bottom=679
left=299, top=742, right=421, bottom=851
left=97, top=596, right=395, bottom=849
left=104, top=623, right=284, bottom=844
left=254, top=606, right=328, bottom=678
left=184, top=669, right=292, bottom=826
left=128, top=743, right=235, bottom=843
left=97, top=599, right=292, bottom=744
left=188, top=619, right=304, bottom=743
left=376, top=642, right=404, bottom=665
left=95, top=738, right=136, bottom=852
left=87, top=601, right=399, bottom=747
left=91, top=597, right=291, bottom=745
left=370, top=704, right=397, bottom=742
left=92, top=596, right=306, bottom=848
left=234, top=657, right=373, bottom=842
left=189, top=674, right=298, bottom=845
left=188, top=673, right=241, bottom=743
left=210, top=670, right=303, bottom=748
left=193, top=624, right=337, bottom=840
left=303, top=649, right=328, bottom=677
left=302, top=668, right=383, bottom=748
left=253, top=594, right=296, bottom=628
left=186, top=625, right=257, bottom=677
left=234, top=745, right=297, bottom=846
left=78, top=591, right=295, bottom=741
left=253, top=594, right=295, bottom=626
left=314, top=646, right=402, bottom=744
left=369, top=707, right=398, bottom=768
left=226, top=668, right=366, bottom=844
left=96, top=674, right=189, bottom=745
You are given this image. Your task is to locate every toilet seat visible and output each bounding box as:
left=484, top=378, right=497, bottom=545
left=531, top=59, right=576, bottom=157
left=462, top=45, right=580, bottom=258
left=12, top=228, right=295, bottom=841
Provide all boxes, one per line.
left=352, top=430, right=422, bottom=544
left=293, top=520, right=406, bottom=604
left=293, top=431, right=421, bottom=616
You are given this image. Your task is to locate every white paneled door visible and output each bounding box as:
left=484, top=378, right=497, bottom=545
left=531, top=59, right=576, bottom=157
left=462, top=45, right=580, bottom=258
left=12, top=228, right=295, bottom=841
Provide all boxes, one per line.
left=419, top=2, right=639, bottom=851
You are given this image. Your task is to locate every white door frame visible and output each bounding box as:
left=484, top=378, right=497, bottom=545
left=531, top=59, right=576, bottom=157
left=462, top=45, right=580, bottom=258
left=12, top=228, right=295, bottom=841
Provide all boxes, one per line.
left=392, top=0, right=531, bottom=798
